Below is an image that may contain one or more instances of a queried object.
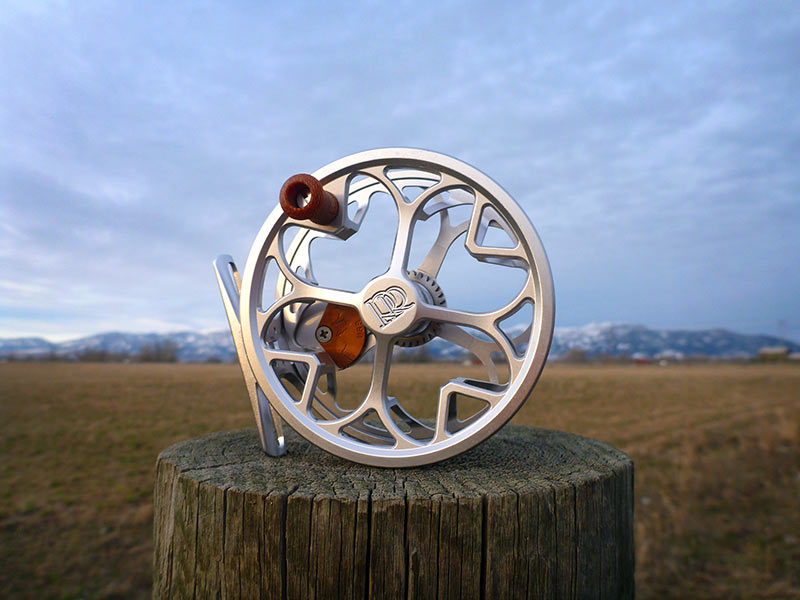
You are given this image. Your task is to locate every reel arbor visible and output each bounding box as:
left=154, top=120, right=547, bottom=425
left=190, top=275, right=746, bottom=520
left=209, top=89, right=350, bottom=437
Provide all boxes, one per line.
left=214, top=148, right=554, bottom=466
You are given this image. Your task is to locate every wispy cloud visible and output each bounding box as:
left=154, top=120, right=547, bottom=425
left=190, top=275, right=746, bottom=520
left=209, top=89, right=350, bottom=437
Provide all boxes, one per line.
left=1, top=1, right=799, bottom=340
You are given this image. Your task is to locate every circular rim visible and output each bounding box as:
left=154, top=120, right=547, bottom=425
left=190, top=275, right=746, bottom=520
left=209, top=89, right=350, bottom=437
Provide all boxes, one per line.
left=240, top=148, right=555, bottom=466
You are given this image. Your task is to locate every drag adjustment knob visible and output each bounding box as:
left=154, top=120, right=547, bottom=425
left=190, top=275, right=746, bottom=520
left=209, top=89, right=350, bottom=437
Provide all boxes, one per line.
left=316, top=304, right=366, bottom=369
left=279, top=173, right=339, bottom=225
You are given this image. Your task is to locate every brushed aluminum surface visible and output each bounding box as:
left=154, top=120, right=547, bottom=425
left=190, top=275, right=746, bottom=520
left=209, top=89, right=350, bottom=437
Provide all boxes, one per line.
left=216, top=148, right=554, bottom=466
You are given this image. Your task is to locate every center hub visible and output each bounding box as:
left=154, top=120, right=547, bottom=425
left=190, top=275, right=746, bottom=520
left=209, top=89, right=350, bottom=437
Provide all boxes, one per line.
left=360, top=277, right=419, bottom=336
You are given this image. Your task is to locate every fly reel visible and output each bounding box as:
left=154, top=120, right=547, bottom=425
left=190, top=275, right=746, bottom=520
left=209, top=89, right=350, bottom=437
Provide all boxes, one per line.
left=214, top=148, right=554, bottom=467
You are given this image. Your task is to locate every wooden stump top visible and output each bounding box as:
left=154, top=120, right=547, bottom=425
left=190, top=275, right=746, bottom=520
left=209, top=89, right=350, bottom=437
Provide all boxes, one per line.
left=157, top=425, right=629, bottom=496
left=154, top=425, right=634, bottom=599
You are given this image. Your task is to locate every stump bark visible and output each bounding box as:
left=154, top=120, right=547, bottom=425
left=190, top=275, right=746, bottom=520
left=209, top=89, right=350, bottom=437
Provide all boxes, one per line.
left=153, top=426, right=633, bottom=599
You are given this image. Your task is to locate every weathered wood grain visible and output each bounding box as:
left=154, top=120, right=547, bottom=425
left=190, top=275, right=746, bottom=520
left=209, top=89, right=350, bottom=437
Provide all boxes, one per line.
left=153, top=425, right=634, bottom=599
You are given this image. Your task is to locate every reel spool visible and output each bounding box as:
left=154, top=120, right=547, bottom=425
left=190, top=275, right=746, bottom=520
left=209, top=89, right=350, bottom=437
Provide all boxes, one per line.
left=214, top=148, right=554, bottom=467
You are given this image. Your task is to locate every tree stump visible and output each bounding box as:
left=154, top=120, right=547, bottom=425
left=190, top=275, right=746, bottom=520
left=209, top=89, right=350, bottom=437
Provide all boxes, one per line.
left=153, top=426, right=633, bottom=599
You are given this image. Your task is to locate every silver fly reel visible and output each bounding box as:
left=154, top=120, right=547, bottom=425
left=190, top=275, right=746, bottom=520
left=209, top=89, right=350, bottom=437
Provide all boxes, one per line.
left=214, top=148, right=554, bottom=467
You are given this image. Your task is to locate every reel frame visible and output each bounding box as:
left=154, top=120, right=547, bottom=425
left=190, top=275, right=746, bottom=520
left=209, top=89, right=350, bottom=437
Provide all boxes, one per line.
left=215, top=148, right=554, bottom=467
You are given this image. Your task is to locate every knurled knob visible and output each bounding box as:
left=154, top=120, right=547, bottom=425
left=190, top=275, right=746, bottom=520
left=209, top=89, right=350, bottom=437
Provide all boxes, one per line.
left=279, top=173, right=339, bottom=225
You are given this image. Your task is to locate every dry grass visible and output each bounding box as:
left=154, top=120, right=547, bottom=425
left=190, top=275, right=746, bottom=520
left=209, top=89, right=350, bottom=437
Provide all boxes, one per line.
left=1, top=362, right=798, bottom=598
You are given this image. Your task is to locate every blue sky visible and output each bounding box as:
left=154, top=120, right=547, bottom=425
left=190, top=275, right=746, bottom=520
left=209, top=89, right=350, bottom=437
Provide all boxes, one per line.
left=1, top=1, right=799, bottom=342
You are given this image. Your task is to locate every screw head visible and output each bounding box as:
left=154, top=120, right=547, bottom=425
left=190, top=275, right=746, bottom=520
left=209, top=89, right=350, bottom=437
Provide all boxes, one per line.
left=315, top=325, right=333, bottom=344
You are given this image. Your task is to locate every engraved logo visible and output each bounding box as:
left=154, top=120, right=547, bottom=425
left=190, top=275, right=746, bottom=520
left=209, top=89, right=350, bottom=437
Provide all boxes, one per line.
left=365, top=286, right=415, bottom=328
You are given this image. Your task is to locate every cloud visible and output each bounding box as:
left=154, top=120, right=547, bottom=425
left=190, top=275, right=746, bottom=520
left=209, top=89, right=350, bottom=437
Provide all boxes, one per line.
left=1, top=1, right=799, bottom=341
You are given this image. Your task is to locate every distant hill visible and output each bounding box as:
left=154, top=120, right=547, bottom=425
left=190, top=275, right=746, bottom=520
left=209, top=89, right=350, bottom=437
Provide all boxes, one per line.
left=547, top=323, right=799, bottom=359
left=1, top=323, right=797, bottom=363
left=0, top=331, right=235, bottom=362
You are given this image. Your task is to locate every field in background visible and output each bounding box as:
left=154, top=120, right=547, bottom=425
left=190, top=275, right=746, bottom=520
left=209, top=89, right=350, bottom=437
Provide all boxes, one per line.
left=1, top=362, right=798, bottom=599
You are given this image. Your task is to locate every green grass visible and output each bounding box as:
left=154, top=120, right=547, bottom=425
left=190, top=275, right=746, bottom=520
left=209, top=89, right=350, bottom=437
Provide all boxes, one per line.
left=1, top=362, right=798, bottom=598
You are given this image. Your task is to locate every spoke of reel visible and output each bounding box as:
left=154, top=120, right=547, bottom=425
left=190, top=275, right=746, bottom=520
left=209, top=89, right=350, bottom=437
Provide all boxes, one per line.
left=414, top=192, right=534, bottom=378
left=317, top=336, right=422, bottom=449
left=257, top=294, right=299, bottom=342
left=257, top=244, right=360, bottom=346
left=386, top=397, right=434, bottom=440
left=284, top=364, right=395, bottom=446
left=437, top=323, right=500, bottom=383
left=417, top=278, right=535, bottom=378
left=263, top=348, right=335, bottom=414
left=354, top=166, right=415, bottom=276
left=465, top=197, right=528, bottom=268
left=417, top=210, right=469, bottom=278
left=359, top=166, right=468, bottom=277
left=421, top=187, right=475, bottom=218
left=272, top=234, right=362, bottom=309
left=433, top=378, right=506, bottom=442
left=362, top=336, right=424, bottom=449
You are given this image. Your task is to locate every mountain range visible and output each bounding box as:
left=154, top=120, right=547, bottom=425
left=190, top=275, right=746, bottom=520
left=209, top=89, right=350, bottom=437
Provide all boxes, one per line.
left=2, top=323, right=798, bottom=362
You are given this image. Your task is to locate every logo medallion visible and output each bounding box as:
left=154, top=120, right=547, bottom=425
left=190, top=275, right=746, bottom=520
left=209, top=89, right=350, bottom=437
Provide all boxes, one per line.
left=364, top=286, right=415, bottom=328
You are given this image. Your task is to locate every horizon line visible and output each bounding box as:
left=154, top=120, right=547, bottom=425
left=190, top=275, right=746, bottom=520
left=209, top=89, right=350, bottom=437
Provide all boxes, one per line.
left=2, top=322, right=798, bottom=345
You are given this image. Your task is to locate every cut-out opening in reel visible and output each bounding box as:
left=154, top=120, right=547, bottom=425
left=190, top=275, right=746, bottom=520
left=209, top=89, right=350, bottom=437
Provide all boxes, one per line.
left=237, top=148, right=553, bottom=466
left=265, top=195, right=526, bottom=443
left=305, top=191, right=397, bottom=292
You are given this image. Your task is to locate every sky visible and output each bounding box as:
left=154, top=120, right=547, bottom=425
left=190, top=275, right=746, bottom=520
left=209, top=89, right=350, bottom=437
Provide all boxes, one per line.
left=1, top=1, right=799, bottom=342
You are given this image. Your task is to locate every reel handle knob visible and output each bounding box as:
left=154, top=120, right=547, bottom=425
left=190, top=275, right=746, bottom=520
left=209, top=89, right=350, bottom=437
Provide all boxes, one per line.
left=279, top=173, right=339, bottom=225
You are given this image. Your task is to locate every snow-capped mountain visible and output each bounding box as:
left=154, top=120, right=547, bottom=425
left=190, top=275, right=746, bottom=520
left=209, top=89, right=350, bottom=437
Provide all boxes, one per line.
left=0, top=324, right=797, bottom=362
left=0, top=331, right=238, bottom=362
left=548, top=323, right=799, bottom=359
left=0, top=337, right=58, bottom=356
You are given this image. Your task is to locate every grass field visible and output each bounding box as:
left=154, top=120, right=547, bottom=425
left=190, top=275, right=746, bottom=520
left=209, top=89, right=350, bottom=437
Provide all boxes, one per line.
left=1, top=362, right=798, bottom=599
